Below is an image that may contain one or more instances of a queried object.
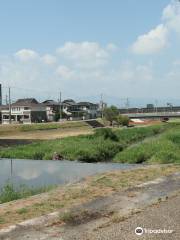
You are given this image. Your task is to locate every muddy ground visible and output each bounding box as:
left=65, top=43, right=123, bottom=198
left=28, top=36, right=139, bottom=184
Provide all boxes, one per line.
left=0, top=139, right=35, bottom=148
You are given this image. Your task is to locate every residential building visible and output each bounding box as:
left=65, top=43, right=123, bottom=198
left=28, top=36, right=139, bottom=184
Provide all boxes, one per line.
left=1, top=98, right=47, bottom=124
left=42, top=100, right=60, bottom=122
left=77, top=102, right=100, bottom=119
left=62, top=99, right=86, bottom=120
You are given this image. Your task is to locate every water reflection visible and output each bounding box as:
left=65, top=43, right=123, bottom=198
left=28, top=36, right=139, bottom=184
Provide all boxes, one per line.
left=0, top=159, right=140, bottom=189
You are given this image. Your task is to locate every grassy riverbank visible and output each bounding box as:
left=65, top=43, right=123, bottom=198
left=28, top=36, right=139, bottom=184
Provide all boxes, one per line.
left=0, top=165, right=179, bottom=228
left=0, top=183, right=54, bottom=204
left=0, top=123, right=179, bottom=163
left=114, top=126, right=180, bottom=164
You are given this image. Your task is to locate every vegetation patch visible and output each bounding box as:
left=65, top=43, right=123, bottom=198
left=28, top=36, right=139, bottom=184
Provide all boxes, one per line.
left=59, top=209, right=103, bottom=225
left=0, top=182, right=54, bottom=204
left=114, top=126, right=180, bottom=164
left=0, top=123, right=177, bottom=162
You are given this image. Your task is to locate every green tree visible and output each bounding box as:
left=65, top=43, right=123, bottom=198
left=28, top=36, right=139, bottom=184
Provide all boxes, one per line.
left=54, top=111, right=67, bottom=121
left=103, top=106, right=119, bottom=126
left=116, top=115, right=129, bottom=127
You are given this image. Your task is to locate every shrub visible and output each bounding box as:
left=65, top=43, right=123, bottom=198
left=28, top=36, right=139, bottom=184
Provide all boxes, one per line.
left=94, top=128, right=118, bottom=141
left=103, top=106, right=119, bottom=126
left=76, top=140, right=123, bottom=162
left=0, top=182, right=20, bottom=203
left=33, top=151, right=44, bottom=160
left=116, top=115, right=129, bottom=127
left=76, top=149, right=98, bottom=162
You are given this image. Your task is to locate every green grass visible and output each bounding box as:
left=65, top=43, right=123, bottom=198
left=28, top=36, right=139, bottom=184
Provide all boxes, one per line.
left=0, top=217, right=5, bottom=224
left=16, top=208, right=29, bottom=214
left=114, top=127, right=180, bottom=164
left=0, top=123, right=178, bottom=163
left=114, top=124, right=169, bottom=144
left=0, top=182, right=54, bottom=203
left=0, top=136, right=123, bottom=162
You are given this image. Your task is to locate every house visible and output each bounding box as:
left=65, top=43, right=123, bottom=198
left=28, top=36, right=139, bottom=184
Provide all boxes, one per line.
left=42, top=100, right=60, bottom=122
left=0, top=105, right=7, bottom=123
left=77, top=102, right=100, bottom=119
left=1, top=98, right=47, bottom=124
left=62, top=99, right=86, bottom=120
left=61, top=99, right=101, bottom=120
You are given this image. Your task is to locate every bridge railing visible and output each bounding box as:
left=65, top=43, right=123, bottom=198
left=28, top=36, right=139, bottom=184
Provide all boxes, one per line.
left=124, top=112, right=180, bottom=118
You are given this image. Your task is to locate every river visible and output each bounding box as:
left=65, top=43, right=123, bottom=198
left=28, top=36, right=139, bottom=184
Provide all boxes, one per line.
left=0, top=159, right=140, bottom=189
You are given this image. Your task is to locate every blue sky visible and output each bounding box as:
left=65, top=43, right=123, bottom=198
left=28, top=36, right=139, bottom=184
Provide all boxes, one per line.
left=0, top=0, right=169, bottom=52
left=0, top=0, right=180, bottom=107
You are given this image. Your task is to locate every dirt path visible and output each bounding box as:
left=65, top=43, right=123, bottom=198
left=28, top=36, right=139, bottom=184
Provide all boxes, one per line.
left=0, top=170, right=179, bottom=240
left=0, top=127, right=93, bottom=140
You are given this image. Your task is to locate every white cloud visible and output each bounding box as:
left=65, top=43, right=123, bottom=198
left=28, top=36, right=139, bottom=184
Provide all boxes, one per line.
left=132, top=1, right=180, bottom=55
left=162, top=1, right=180, bottom=33
left=56, top=65, right=75, bottom=79
left=15, top=49, right=39, bottom=61
left=41, top=54, right=57, bottom=65
left=118, top=62, right=153, bottom=82
left=57, top=41, right=108, bottom=68
left=132, top=24, right=168, bottom=54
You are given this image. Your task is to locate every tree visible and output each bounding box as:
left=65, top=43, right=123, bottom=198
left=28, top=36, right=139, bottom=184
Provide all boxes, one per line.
left=54, top=111, right=67, bottom=121
left=116, top=114, right=129, bottom=127
left=103, top=106, right=119, bottom=126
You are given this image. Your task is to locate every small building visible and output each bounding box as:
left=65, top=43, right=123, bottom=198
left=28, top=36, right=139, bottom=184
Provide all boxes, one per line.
left=1, top=98, right=47, bottom=124
left=62, top=99, right=85, bottom=120
left=42, top=100, right=60, bottom=122
left=77, top=102, right=100, bottom=119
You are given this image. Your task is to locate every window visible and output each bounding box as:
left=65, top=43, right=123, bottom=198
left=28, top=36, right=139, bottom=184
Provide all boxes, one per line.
left=3, top=115, right=9, bottom=119
left=24, top=115, right=30, bottom=119
left=12, top=107, right=21, bottom=111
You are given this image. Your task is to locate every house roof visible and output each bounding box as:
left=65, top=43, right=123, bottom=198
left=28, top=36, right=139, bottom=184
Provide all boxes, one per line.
left=63, top=99, right=78, bottom=106
left=42, top=100, right=59, bottom=106
left=10, top=98, right=46, bottom=108
left=12, top=98, right=39, bottom=106
left=78, top=102, right=98, bottom=106
left=63, top=99, right=76, bottom=104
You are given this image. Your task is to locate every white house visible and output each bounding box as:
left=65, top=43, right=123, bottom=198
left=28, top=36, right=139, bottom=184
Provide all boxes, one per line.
left=1, top=98, right=47, bottom=124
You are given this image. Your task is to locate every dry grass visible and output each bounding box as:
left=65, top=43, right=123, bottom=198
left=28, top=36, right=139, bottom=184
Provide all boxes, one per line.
left=0, top=121, right=92, bottom=140
left=0, top=164, right=179, bottom=229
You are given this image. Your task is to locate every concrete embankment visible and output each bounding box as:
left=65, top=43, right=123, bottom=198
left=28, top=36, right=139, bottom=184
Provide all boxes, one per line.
left=0, top=165, right=179, bottom=240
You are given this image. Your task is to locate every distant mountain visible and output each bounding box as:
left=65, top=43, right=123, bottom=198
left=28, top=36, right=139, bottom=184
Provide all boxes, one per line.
left=76, top=94, right=180, bottom=108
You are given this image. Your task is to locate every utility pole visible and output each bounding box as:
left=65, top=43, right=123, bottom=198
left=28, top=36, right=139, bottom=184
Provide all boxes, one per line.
left=6, top=94, right=8, bottom=105
left=59, top=91, right=62, bottom=121
left=8, top=87, right=12, bottom=124
left=100, top=93, right=103, bottom=118
left=126, top=98, right=129, bottom=113
left=155, top=100, right=158, bottom=113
